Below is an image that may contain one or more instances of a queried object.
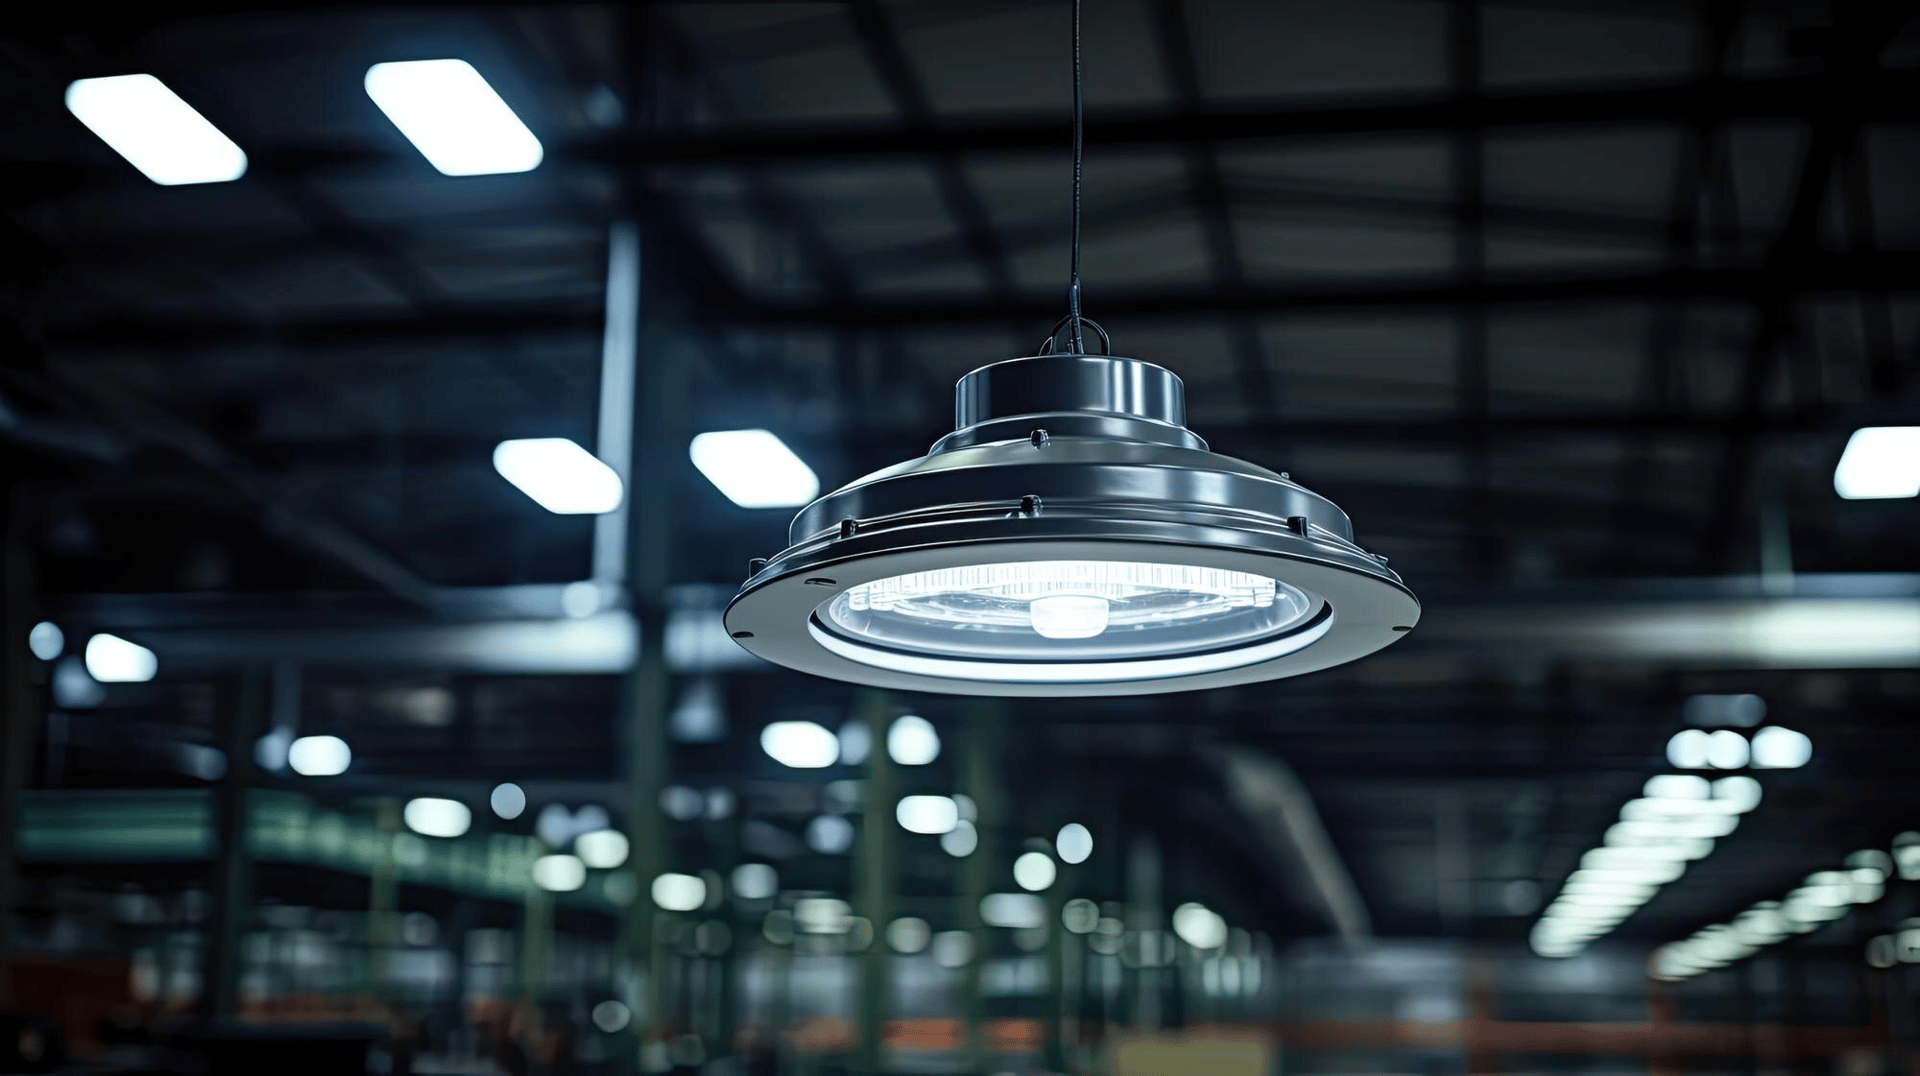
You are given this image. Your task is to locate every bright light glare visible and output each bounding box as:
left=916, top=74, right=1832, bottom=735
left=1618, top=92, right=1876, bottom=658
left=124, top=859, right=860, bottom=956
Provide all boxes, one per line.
left=941, top=819, right=978, bottom=857
left=364, top=60, right=542, bottom=176
left=1833, top=427, right=1920, bottom=499
left=85, top=633, right=157, bottom=683
left=591, top=1000, right=631, bottom=1033
left=807, top=815, right=854, bottom=855
left=980, top=893, right=1046, bottom=928
left=1705, top=729, right=1750, bottom=769
left=29, top=622, right=64, bottom=662
left=1644, top=774, right=1711, bottom=800
left=288, top=735, right=351, bottom=776
left=1712, top=775, right=1763, bottom=813
left=888, top=916, right=932, bottom=953
left=888, top=715, right=940, bottom=765
left=896, top=795, right=959, bottom=835
left=576, top=829, right=630, bottom=869
left=1173, top=903, right=1229, bottom=949
left=532, top=854, right=586, bottom=892
left=731, top=863, right=777, bottom=900
left=1013, top=851, right=1057, bottom=891
left=403, top=797, right=471, bottom=838
left=1056, top=823, right=1093, bottom=864
left=689, top=429, right=819, bottom=509
left=65, top=75, right=247, bottom=185
left=762, top=721, right=838, bottom=769
left=1667, top=729, right=1709, bottom=769
left=492, top=439, right=623, bottom=514
left=1750, top=726, right=1812, bottom=769
left=1030, top=595, right=1110, bottom=639
left=490, top=782, right=527, bottom=819
left=651, top=871, right=706, bottom=911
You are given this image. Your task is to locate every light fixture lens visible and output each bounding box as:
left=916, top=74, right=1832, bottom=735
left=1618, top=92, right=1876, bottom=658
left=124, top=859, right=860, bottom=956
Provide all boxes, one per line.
left=1834, top=427, right=1920, bottom=499
left=29, top=622, right=65, bottom=662
left=364, top=59, right=543, bottom=176
left=85, top=633, right=157, bottom=682
left=828, top=561, right=1307, bottom=658
left=690, top=429, right=820, bottom=508
left=896, top=795, right=960, bottom=835
left=1750, top=726, right=1812, bottom=769
left=493, top=438, right=623, bottom=514
left=1013, top=851, right=1057, bottom=892
left=1029, top=594, right=1110, bottom=639
left=651, top=871, right=706, bottom=911
left=886, top=715, right=940, bottom=766
left=1056, top=823, right=1093, bottom=864
left=490, top=782, right=527, bottom=819
left=65, top=75, right=247, bottom=185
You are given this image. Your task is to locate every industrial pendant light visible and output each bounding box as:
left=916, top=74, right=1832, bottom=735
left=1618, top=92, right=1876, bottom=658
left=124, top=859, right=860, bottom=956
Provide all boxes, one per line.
left=724, top=0, right=1417, bottom=696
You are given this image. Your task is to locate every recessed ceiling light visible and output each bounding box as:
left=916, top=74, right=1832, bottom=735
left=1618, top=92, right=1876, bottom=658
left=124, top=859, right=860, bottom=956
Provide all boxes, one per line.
left=724, top=355, right=1416, bottom=696
left=65, top=75, right=248, bottom=186
left=364, top=59, right=543, bottom=176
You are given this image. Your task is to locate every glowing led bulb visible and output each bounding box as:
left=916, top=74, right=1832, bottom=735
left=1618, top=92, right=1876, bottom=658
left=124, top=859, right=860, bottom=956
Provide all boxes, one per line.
left=1030, top=595, right=1109, bottom=639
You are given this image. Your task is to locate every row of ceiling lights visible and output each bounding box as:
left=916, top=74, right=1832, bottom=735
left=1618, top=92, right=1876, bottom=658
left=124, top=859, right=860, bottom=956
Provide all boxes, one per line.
left=1653, top=845, right=1903, bottom=980
left=1532, top=773, right=1763, bottom=959
left=66, top=60, right=542, bottom=185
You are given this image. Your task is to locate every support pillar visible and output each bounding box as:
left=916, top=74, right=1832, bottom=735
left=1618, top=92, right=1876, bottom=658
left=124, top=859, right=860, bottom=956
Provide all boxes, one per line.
left=958, top=702, right=1001, bottom=1071
left=201, top=666, right=266, bottom=1020
left=854, top=690, right=895, bottom=1075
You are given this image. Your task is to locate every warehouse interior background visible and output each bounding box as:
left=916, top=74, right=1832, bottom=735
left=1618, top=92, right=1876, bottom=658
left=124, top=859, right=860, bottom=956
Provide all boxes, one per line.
left=1, top=0, right=1919, bottom=1072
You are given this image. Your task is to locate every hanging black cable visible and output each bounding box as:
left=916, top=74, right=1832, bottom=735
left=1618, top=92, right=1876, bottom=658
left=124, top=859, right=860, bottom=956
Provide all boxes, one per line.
left=1066, top=0, right=1086, bottom=355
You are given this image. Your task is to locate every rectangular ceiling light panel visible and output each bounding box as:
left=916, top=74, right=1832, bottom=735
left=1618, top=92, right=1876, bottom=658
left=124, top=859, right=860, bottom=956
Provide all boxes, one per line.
left=690, top=429, right=821, bottom=508
left=364, top=59, right=544, bottom=176
left=494, top=438, right=623, bottom=514
left=65, top=75, right=248, bottom=185
left=1834, top=427, right=1920, bottom=499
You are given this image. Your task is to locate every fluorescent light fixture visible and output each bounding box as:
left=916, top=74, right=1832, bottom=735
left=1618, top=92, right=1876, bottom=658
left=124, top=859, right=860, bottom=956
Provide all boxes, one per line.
left=1013, top=851, right=1057, bottom=891
left=980, top=892, right=1046, bottom=929
left=28, top=622, right=65, bottom=662
left=887, top=715, right=940, bottom=765
left=1750, top=726, right=1812, bottom=769
left=1834, top=427, right=1920, bottom=499
left=1711, top=775, right=1762, bottom=813
left=532, top=854, right=586, bottom=892
left=576, top=829, right=630, bottom=869
left=1705, top=729, right=1750, bottom=769
left=806, top=814, right=854, bottom=854
left=493, top=438, right=623, bottom=514
left=895, top=795, right=959, bottom=835
left=1056, top=822, right=1093, bottom=864
left=689, top=429, right=819, bottom=509
left=1172, top=903, right=1229, bottom=949
left=760, top=720, right=838, bottom=769
left=65, top=75, right=247, bottom=185
left=85, top=633, right=157, bottom=683
left=887, top=916, right=932, bottom=953
left=651, top=871, right=706, bottom=911
left=731, top=863, right=777, bottom=900
left=490, top=782, right=527, bottom=819
left=403, top=797, right=471, bottom=838
left=1644, top=774, right=1711, bottom=800
left=287, top=735, right=351, bottom=777
left=1667, top=729, right=1709, bottom=769
left=941, top=819, right=978, bottom=857
left=364, top=59, right=542, bottom=176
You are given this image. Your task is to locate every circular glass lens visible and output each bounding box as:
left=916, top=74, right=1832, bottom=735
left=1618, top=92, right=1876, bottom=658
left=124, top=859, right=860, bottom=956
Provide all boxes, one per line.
left=819, top=560, right=1319, bottom=663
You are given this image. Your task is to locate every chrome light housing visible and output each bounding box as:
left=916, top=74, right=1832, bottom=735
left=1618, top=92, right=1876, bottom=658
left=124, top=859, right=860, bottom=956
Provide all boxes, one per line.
left=725, top=353, right=1417, bottom=696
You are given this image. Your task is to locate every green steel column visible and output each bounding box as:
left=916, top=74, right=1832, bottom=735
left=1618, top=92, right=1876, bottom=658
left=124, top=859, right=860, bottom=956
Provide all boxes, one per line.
left=368, top=797, right=401, bottom=1000
left=1043, top=864, right=1068, bottom=1071
left=854, top=690, right=896, bottom=1075
left=522, top=885, right=553, bottom=1033
left=201, top=666, right=266, bottom=1019
left=614, top=220, right=679, bottom=1070
left=0, top=503, right=38, bottom=1007
left=958, top=702, right=1002, bottom=1072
